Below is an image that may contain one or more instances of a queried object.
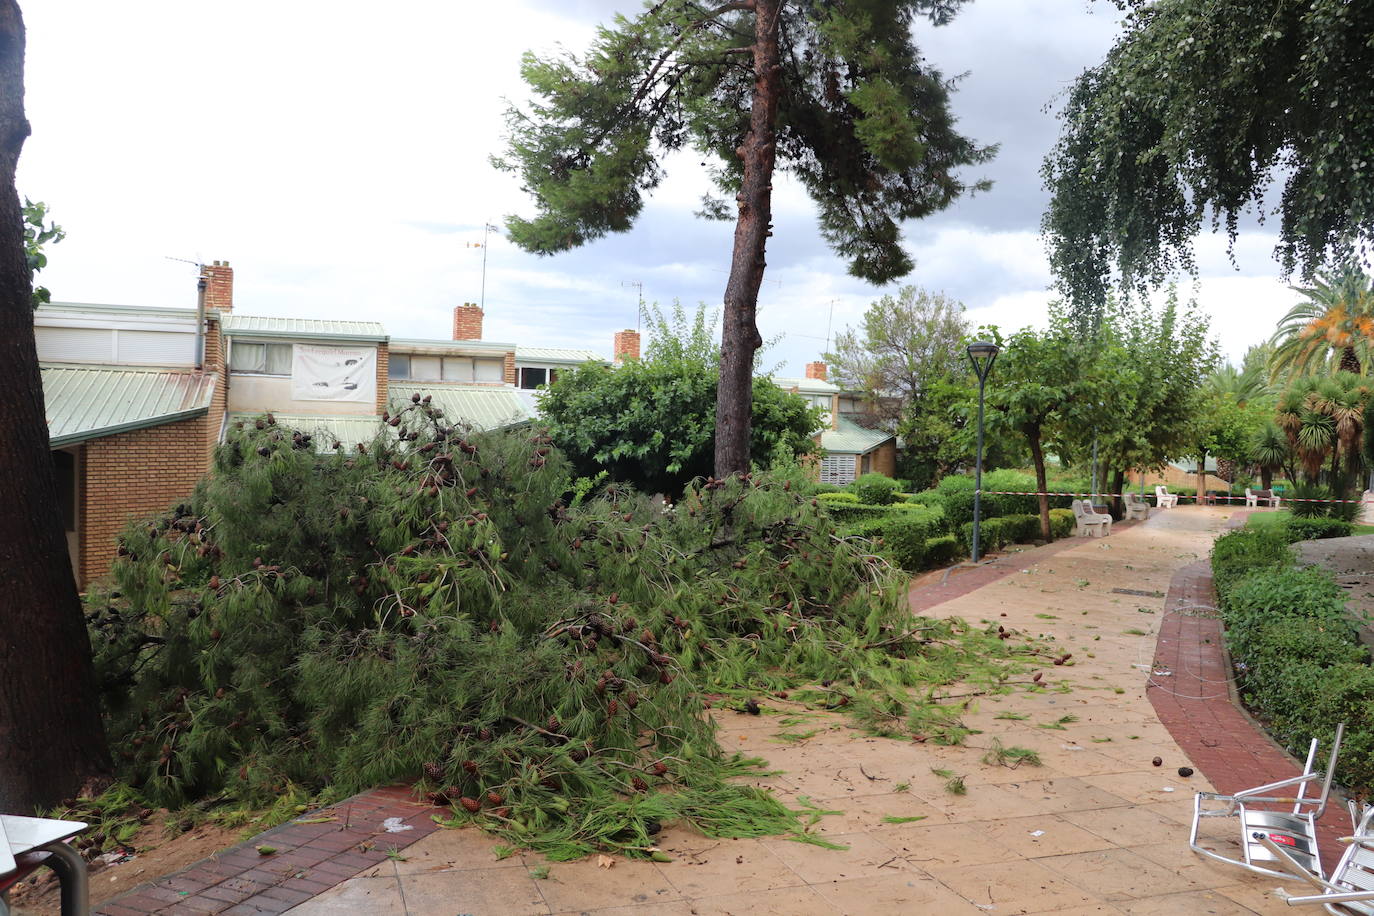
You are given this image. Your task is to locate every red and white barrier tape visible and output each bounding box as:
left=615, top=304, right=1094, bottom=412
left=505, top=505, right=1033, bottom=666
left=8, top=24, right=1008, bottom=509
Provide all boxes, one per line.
left=976, top=489, right=1374, bottom=504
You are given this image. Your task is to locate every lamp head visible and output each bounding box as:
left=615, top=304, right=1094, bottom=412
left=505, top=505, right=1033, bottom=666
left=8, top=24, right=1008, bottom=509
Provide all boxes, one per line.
left=966, top=340, right=999, bottom=380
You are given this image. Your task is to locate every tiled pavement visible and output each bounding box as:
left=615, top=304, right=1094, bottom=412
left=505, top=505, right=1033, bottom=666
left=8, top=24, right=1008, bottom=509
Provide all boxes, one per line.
left=97, top=506, right=1316, bottom=914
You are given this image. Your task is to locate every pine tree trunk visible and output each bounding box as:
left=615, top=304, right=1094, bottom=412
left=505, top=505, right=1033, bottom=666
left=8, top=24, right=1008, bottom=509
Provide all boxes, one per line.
left=0, top=1, right=110, bottom=813
left=713, top=0, right=779, bottom=478
left=1109, top=468, right=1124, bottom=519
left=1027, top=425, right=1051, bottom=541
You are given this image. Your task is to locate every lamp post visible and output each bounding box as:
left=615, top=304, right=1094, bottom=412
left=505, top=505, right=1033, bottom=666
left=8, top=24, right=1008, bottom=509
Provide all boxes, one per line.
left=967, top=340, right=1000, bottom=563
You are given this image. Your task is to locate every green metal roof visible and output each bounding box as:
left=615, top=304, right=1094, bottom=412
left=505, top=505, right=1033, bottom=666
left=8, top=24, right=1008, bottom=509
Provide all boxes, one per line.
left=223, top=314, right=387, bottom=342
left=390, top=337, right=515, bottom=353
left=774, top=376, right=841, bottom=394
left=821, top=414, right=894, bottom=455
left=516, top=346, right=605, bottom=364
left=44, top=364, right=217, bottom=447
left=229, top=413, right=387, bottom=452
left=388, top=384, right=534, bottom=430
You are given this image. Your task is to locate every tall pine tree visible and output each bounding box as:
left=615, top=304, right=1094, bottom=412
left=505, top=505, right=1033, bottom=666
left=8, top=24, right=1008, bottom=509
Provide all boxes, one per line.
left=495, top=0, right=991, bottom=476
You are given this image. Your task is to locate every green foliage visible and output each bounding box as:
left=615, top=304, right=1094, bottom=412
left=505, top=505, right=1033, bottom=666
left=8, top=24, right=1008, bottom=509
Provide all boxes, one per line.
left=816, top=491, right=859, bottom=504
left=539, top=302, right=819, bottom=495
left=1285, top=517, right=1355, bottom=541
left=1048, top=509, right=1076, bottom=540
left=1042, top=0, right=1374, bottom=319
left=23, top=198, right=63, bottom=308
left=957, top=514, right=1042, bottom=555
left=848, top=473, right=901, bottom=506
left=841, top=506, right=943, bottom=571
left=1269, top=267, right=1374, bottom=378
left=90, top=411, right=1049, bottom=859
left=923, top=535, right=963, bottom=567
left=1210, top=528, right=1295, bottom=607
left=494, top=3, right=993, bottom=283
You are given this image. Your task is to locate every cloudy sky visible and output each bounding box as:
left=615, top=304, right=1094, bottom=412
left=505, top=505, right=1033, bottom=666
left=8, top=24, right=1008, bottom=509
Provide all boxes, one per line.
left=20, top=0, right=1298, bottom=372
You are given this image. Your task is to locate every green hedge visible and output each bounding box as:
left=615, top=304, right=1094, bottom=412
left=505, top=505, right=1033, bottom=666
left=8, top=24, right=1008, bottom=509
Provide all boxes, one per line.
left=817, top=491, right=859, bottom=504
left=1286, top=517, right=1355, bottom=541
left=1210, top=519, right=1374, bottom=793
left=957, top=513, right=1042, bottom=554
left=1049, top=508, right=1075, bottom=539
left=924, top=535, right=964, bottom=567
left=840, top=505, right=944, bottom=571
left=847, top=473, right=902, bottom=506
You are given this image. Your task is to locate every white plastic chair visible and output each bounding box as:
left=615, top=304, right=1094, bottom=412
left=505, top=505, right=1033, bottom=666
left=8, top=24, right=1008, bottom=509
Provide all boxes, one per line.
left=1189, top=723, right=1344, bottom=880
left=1122, top=492, right=1150, bottom=520
left=1071, top=499, right=1111, bottom=537
left=1156, top=486, right=1180, bottom=508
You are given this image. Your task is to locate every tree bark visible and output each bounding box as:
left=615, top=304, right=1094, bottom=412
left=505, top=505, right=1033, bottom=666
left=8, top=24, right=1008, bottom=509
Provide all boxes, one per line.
left=1027, top=425, right=1051, bottom=541
left=1197, top=450, right=1206, bottom=504
left=0, top=0, right=110, bottom=813
left=713, top=0, right=779, bottom=478
left=1108, top=468, right=1124, bottom=520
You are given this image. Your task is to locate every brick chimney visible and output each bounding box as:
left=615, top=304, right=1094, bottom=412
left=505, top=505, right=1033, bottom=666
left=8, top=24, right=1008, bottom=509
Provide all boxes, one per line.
left=453, top=302, right=483, bottom=340
left=202, top=260, right=233, bottom=312
left=805, top=360, right=827, bottom=380
left=613, top=329, right=641, bottom=363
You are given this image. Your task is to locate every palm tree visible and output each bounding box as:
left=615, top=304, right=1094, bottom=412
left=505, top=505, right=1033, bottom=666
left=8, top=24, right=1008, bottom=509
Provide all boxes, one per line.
left=1269, top=268, right=1374, bottom=378
left=1250, top=422, right=1290, bottom=489
left=1274, top=373, right=1372, bottom=484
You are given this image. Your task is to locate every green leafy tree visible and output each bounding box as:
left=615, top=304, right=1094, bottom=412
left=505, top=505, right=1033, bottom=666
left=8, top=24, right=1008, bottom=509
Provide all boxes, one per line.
left=1042, top=0, right=1374, bottom=326
left=540, top=302, right=819, bottom=494
left=895, top=372, right=976, bottom=490
left=825, top=285, right=969, bottom=427
left=1275, top=372, right=1372, bottom=487
left=1251, top=422, right=1292, bottom=490
left=1194, top=389, right=1266, bottom=496
left=22, top=197, right=62, bottom=307
left=985, top=314, right=1105, bottom=540
left=1090, top=292, right=1218, bottom=500
left=1269, top=267, right=1374, bottom=378
left=495, top=0, right=992, bottom=476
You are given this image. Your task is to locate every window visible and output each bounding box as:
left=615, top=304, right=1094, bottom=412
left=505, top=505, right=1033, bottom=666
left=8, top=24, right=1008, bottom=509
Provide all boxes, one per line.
left=390, top=355, right=506, bottom=382
left=519, top=367, right=548, bottom=389
left=820, top=454, right=855, bottom=486
left=860, top=453, right=872, bottom=475
left=231, top=342, right=293, bottom=375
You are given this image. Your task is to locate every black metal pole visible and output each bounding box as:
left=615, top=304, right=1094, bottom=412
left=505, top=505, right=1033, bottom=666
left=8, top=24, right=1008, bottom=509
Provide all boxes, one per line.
left=972, top=372, right=987, bottom=563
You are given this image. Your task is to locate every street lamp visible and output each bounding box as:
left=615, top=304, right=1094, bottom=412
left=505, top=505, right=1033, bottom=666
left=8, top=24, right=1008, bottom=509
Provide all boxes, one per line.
left=967, top=341, right=1000, bottom=563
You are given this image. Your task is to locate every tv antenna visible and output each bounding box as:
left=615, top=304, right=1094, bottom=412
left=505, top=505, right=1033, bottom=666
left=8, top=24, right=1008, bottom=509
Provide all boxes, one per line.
left=465, top=222, right=499, bottom=310
left=621, top=280, right=644, bottom=331
left=825, top=299, right=837, bottom=351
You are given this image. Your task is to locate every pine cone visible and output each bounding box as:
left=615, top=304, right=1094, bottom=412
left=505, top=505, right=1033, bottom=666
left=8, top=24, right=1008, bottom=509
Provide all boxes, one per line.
left=478, top=728, right=493, bottom=742
left=462, top=760, right=479, bottom=776
left=547, top=715, right=561, bottom=733
left=423, top=762, right=445, bottom=781
left=459, top=797, right=481, bottom=813
left=631, top=776, right=648, bottom=793
left=650, top=762, right=668, bottom=777
left=624, top=692, right=639, bottom=709
left=659, top=670, right=675, bottom=685
left=607, top=699, right=619, bottom=716
left=486, top=791, right=504, bottom=806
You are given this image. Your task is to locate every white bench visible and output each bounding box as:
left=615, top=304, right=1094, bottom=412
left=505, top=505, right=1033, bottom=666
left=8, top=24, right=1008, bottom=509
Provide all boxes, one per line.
left=1072, top=499, right=1112, bottom=537
left=1122, top=491, right=1150, bottom=520
left=1155, top=486, right=1180, bottom=508
left=1246, top=487, right=1281, bottom=508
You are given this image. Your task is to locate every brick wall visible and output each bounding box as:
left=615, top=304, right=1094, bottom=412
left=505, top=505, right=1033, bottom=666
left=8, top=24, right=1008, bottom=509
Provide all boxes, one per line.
left=804, top=361, right=826, bottom=380
left=376, top=342, right=390, bottom=411
left=203, top=261, right=233, bottom=313
left=80, top=413, right=214, bottom=585
left=613, top=329, right=640, bottom=362
left=453, top=304, right=483, bottom=340
left=870, top=441, right=896, bottom=478
left=503, top=350, right=516, bottom=385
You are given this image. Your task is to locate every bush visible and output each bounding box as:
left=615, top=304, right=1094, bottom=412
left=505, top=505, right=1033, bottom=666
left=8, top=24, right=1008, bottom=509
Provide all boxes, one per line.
left=935, top=475, right=977, bottom=524
left=841, top=506, right=943, bottom=571
left=1049, top=508, right=1075, bottom=539
left=904, top=490, right=942, bottom=507
left=848, top=473, right=901, bottom=506
left=817, top=491, right=860, bottom=504
left=982, top=470, right=1040, bottom=517
left=1210, top=528, right=1294, bottom=607
left=1286, top=517, right=1355, bottom=541
left=924, top=534, right=964, bottom=567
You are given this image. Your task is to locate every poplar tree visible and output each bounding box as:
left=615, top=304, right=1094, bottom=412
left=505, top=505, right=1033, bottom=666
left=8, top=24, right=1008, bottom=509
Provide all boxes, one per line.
left=495, top=0, right=992, bottom=476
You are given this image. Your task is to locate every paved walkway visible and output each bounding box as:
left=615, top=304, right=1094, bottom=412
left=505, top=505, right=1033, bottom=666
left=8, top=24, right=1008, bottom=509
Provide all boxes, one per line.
left=99, top=507, right=1309, bottom=915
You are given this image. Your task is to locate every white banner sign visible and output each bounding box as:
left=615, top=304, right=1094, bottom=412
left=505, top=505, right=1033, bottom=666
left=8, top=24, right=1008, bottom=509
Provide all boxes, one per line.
left=292, top=344, right=376, bottom=403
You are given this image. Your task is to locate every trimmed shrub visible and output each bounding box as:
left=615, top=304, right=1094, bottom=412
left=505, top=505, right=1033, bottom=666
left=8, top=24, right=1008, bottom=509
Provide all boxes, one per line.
left=924, top=535, right=963, bottom=567
left=817, top=491, right=860, bottom=504
left=904, top=490, right=942, bottom=507
left=848, top=473, right=901, bottom=506
left=1210, top=528, right=1294, bottom=607
left=840, top=506, right=942, bottom=571
left=1049, top=508, right=1075, bottom=539
left=1286, top=517, right=1355, bottom=541
left=822, top=502, right=891, bottom=523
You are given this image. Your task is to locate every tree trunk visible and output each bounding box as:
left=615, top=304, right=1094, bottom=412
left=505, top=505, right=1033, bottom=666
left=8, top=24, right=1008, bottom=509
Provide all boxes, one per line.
left=1027, top=425, right=1051, bottom=541
left=1109, top=468, right=1124, bottom=520
left=1340, top=346, right=1360, bottom=375
left=1261, top=466, right=1273, bottom=489
left=1197, top=449, right=1207, bottom=504
left=713, top=0, right=779, bottom=478
left=0, top=1, right=110, bottom=813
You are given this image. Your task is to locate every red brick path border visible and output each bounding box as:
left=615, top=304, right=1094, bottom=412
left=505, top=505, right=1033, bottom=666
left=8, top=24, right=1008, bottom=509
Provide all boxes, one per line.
left=1149, top=556, right=1351, bottom=869
left=96, top=787, right=443, bottom=915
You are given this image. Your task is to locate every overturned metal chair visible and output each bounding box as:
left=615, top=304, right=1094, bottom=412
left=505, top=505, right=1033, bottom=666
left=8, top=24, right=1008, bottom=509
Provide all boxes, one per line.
left=1189, top=723, right=1345, bottom=879
left=1262, top=802, right=1374, bottom=913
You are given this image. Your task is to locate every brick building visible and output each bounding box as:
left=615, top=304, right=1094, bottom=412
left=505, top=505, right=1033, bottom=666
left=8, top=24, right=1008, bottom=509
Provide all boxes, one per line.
left=774, top=360, right=896, bottom=486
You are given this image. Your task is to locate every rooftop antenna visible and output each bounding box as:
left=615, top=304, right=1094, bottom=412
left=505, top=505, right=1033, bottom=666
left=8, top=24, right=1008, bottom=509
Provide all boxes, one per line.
left=824, top=299, right=837, bottom=352
left=465, top=222, right=499, bottom=310
left=621, top=280, right=644, bottom=331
